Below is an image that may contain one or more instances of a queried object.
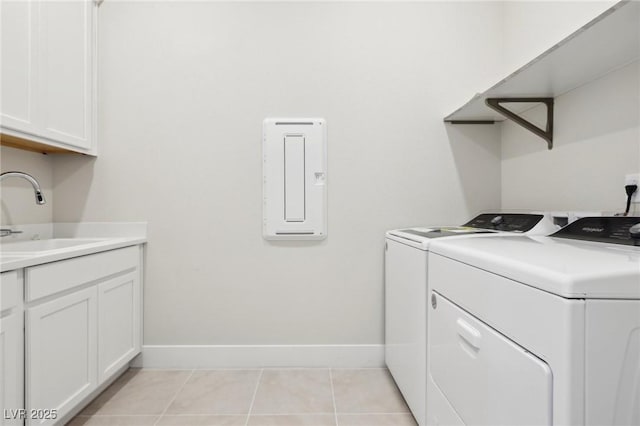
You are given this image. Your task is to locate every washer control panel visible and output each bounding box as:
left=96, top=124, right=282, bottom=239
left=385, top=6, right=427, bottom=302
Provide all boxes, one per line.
left=463, top=213, right=544, bottom=233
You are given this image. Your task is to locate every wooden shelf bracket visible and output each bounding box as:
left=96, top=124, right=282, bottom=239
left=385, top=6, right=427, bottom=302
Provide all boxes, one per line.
left=485, top=97, right=555, bottom=150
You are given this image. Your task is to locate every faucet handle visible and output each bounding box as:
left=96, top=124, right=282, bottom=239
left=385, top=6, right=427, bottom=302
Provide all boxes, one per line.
left=0, top=228, right=23, bottom=238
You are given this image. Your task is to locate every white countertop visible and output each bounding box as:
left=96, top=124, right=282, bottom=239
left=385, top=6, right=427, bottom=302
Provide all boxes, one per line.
left=0, top=222, right=147, bottom=273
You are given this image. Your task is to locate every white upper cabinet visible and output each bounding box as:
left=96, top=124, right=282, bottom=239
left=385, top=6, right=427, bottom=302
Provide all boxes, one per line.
left=39, top=0, right=95, bottom=150
left=1, top=0, right=36, bottom=133
left=0, top=0, right=97, bottom=155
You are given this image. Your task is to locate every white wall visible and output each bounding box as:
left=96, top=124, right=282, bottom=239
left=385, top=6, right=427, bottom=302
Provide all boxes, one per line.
left=501, top=61, right=640, bottom=213
left=52, top=1, right=503, bottom=345
left=501, top=1, right=617, bottom=75
left=0, top=146, right=53, bottom=225
left=500, top=2, right=640, bottom=215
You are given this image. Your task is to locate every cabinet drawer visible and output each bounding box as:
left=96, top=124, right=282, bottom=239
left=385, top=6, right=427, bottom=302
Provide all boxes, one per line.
left=1, top=270, right=19, bottom=312
left=26, top=246, right=138, bottom=302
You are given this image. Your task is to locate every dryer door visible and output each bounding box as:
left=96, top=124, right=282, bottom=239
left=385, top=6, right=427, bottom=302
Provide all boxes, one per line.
left=429, top=291, right=552, bottom=426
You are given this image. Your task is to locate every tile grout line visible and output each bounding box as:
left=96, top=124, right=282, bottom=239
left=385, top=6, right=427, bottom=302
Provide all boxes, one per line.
left=335, top=412, right=413, bottom=415
left=245, top=368, right=264, bottom=426
left=153, top=369, right=195, bottom=426
left=88, top=412, right=398, bottom=416
left=238, top=412, right=337, bottom=416
left=84, top=411, right=410, bottom=417
left=329, top=368, right=339, bottom=426
left=74, top=414, right=164, bottom=418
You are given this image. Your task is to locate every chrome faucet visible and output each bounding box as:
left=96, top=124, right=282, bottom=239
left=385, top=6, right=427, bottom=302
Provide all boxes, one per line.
left=0, top=171, right=46, bottom=205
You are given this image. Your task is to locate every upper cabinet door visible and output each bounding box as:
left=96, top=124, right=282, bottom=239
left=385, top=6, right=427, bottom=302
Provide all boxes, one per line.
left=0, top=0, right=97, bottom=155
left=0, top=0, right=38, bottom=134
left=38, top=0, right=95, bottom=151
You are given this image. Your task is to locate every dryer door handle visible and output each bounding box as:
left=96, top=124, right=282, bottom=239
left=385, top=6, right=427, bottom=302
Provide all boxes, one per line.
left=456, top=318, right=481, bottom=350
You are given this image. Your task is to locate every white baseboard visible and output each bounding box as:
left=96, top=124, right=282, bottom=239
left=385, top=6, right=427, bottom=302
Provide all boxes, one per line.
left=131, top=344, right=385, bottom=369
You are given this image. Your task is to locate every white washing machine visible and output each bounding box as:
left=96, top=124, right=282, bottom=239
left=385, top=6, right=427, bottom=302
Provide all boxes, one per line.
left=427, top=216, right=640, bottom=425
left=385, top=213, right=558, bottom=426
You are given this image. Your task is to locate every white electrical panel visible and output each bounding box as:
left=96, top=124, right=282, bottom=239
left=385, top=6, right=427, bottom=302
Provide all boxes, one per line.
left=263, top=118, right=327, bottom=240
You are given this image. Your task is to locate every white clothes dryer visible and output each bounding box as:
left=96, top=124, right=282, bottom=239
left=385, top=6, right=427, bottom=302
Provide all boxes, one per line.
left=427, top=216, right=640, bottom=425
left=385, top=213, right=558, bottom=426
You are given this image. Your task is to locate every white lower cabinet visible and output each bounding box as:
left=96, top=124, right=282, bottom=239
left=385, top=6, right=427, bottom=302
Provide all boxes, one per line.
left=26, top=287, right=98, bottom=425
left=22, top=246, right=142, bottom=425
left=98, top=271, right=140, bottom=382
left=1, top=271, right=24, bottom=426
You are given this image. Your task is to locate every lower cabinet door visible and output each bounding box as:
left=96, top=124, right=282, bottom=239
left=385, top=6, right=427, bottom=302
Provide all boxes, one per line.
left=0, top=311, right=24, bottom=426
left=26, top=287, right=98, bottom=425
left=98, top=271, right=140, bottom=381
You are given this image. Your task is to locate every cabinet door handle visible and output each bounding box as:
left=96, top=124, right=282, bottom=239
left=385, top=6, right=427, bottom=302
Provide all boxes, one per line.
left=456, top=318, right=481, bottom=350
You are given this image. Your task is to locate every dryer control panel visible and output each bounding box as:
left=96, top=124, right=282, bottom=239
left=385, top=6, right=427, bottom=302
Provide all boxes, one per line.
left=552, top=216, right=640, bottom=246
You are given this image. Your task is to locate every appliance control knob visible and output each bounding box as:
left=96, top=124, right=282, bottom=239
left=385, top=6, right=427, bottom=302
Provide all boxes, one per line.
left=630, top=223, right=640, bottom=240
left=491, top=215, right=504, bottom=227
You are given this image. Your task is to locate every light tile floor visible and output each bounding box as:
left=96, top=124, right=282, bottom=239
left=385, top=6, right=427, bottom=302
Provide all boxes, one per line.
left=68, top=368, right=417, bottom=426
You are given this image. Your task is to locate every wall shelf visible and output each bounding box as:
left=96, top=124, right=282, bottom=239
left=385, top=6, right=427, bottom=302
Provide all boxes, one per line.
left=444, top=0, right=639, bottom=149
